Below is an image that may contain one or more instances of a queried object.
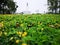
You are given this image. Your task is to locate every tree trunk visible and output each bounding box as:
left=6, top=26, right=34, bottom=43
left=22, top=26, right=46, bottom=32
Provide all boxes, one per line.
left=3, top=4, right=4, bottom=14
left=59, top=1, right=60, bottom=13
left=52, top=9, right=54, bottom=13
left=55, top=9, right=57, bottom=13
left=55, top=1, right=58, bottom=14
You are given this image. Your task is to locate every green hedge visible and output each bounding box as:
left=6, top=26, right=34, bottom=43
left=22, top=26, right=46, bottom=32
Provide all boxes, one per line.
left=0, top=14, right=60, bottom=45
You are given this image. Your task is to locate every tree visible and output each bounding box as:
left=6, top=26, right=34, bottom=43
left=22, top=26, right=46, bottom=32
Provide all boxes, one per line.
left=48, top=0, right=54, bottom=13
left=58, top=0, right=60, bottom=13
left=48, top=0, right=60, bottom=14
left=0, top=0, right=18, bottom=14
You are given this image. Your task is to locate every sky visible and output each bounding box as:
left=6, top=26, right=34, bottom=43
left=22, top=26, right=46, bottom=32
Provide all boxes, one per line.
left=14, top=0, right=48, bottom=13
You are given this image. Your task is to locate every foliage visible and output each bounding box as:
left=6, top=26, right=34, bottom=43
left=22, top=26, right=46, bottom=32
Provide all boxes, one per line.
left=48, top=0, right=60, bottom=14
left=0, top=0, right=18, bottom=14
left=0, top=14, right=60, bottom=45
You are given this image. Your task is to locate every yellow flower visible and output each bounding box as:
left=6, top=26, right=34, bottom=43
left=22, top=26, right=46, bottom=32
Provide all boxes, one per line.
left=10, top=37, right=14, bottom=40
left=41, top=28, right=44, bottom=30
left=17, top=32, right=22, bottom=35
left=38, top=22, right=42, bottom=25
left=1, top=21, right=3, bottom=23
left=22, top=43, right=27, bottom=45
left=19, top=32, right=22, bottom=35
left=0, top=22, right=4, bottom=27
left=24, top=32, right=27, bottom=35
left=22, top=32, right=27, bottom=37
left=16, top=40, right=20, bottom=44
left=22, top=34, right=25, bottom=37
left=4, top=32, right=7, bottom=36
left=19, top=35, right=21, bottom=37
left=0, top=31, right=2, bottom=36
left=20, top=24, right=24, bottom=27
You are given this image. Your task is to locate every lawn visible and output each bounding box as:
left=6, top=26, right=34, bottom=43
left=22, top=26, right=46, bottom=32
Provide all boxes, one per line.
left=0, top=14, right=60, bottom=45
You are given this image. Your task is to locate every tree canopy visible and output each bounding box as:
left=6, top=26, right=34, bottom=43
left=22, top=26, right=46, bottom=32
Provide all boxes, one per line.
left=48, top=0, right=60, bottom=14
left=0, top=0, right=18, bottom=14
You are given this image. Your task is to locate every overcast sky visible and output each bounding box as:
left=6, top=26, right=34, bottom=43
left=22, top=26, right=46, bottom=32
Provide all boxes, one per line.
left=14, top=0, right=48, bottom=13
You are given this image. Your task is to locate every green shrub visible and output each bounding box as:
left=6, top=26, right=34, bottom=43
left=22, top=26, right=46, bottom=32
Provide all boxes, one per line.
left=0, top=14, right=60, bottom=45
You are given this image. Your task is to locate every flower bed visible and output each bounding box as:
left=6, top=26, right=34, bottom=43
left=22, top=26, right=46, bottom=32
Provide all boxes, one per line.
left=0, top=14, right=60, bottom=45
